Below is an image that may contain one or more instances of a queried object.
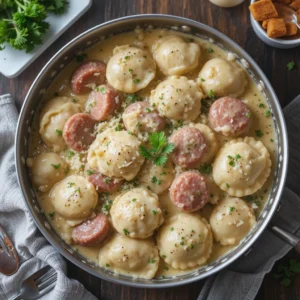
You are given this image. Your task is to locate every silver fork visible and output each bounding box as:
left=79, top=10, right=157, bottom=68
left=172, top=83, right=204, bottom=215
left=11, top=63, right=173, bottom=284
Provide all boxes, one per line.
left=10, top=266, right=57, bottom=300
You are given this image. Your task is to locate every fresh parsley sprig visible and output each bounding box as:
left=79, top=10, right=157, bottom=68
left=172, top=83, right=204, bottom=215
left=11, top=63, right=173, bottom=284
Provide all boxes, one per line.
left=273, top=259, right=300, bottom=287
left=0, top=0, right=68, bottom=52
left=139, top=132, right=175, bottom=166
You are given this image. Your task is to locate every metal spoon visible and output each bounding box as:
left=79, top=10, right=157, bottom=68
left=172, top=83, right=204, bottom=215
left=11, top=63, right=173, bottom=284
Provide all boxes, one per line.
left=274, top=3, right=300, bottom=29
left=0, top=224, right=19, bottom=276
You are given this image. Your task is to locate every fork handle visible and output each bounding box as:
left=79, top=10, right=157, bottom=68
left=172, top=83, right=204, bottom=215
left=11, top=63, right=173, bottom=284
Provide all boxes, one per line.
left=10, top=293, right=23, bottom=300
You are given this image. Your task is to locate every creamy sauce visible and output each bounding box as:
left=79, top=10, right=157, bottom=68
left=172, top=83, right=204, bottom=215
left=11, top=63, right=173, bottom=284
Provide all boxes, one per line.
left=28, top=28, right=276, bottom=279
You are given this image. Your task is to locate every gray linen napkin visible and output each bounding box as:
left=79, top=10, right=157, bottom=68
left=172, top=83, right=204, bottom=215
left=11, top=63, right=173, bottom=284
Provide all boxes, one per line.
left=198, top=95, right=300, bottom=300
left=0, top=94, right=98, bottom=300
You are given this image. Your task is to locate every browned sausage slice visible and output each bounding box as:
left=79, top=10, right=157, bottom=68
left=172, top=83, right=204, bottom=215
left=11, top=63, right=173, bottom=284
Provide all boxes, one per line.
left=71, top=61, right=106, bottom=94
left=72, top=214, right=111, bottom=246
left=63, top=113, right=97, bottom=152
left=170, top=127, right=207, bottom=168
left=209, top=97, right=252, bottom=137
left=169, top=171, right=210, bottom=212
left=123, top=101, right=165, bottom=133
left=87, top=170, right=123, bottom=192
left=87, top=85, right=122, bottom=121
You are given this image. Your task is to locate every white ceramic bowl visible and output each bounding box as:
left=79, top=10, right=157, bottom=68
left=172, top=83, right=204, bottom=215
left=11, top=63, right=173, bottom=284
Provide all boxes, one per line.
left=250, top=0, right=300, bottom=49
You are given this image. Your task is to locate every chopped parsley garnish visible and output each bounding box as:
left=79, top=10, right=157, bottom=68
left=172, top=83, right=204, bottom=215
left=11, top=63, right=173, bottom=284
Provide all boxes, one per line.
left=100, top=87, right=106, bottom=94
left=106, top=264, right=110, bottom=268
left=264, top=110, right=271, bottom=117
left=74, top=188, right=81, bottom=195
left=207, top=48, right=214, bottom=53
left=151, top=176, right=161, bottom=185
left=72, top=99, right=77, bottom=103
left=229, top=206, right=235, bottom=214
left=200, top=78, right=205, bottom=82
left=159, top=93, right=164, bottom=100
left=148, top=259, right=156, bottom=264
left=270, top=138, right=274, bottom=142
left=102, top=199, right=113, bottom=215
left=76, top=53, right=87, bottom=63
left=164, top=266, right=169, bottom=270
left=68, top=151, right=75, bottom=158
left=255, top=129, right=263, bottom=137
left=139, top=132, right=175, bottom=166
left=177, top=120, right=184, bottom=127
left=67, top=182, right=75, bottom=188
left=190, top=244, right=194, bottom=249
left=126, top=93, right=141, bottom=103
left=51, top=163, right=60, bottom=169
left=128, top=68, right=133, bottom=73
left=123, top=55, right=130, bottom=62
left=227, top=154, right=241, bottom=167
left=209, top=89, right=215, bottom=99
left=145, top=107, right=152, bottom=113
left=170, top=227, right=174, bottom=231
left=86, top=170, right=94, bottom=176
left=258, top=103, right=265, bottom=108
left=235, top=154, right=241, bottom=160
left=199, top=163, right=212, bottom=174
left=132, top=198, right=137, bottom=202
left=56, top=129, right=62, bottom=136
left=287, top=61, right=296, bottom=71
left=162, top=255, right=166, bottom=259
left=123, top=228, right=130, bottom=236
left=115, top=124, right=123, bottom=131
left=246, top=111, right=251, bottom=118
left=48, top=212, right=55, bottom=220
left=104, top=177, right=111, bottom=184
left=133, top=78, right=140, bottom=84
left=152, top=210, right=157, bottom=215
left=226, top=183, right=230, bottom=188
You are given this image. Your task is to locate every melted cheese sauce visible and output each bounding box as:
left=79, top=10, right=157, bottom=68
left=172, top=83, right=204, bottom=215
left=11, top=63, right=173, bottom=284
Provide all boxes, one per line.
left=28, top=28, right=277, bottom=279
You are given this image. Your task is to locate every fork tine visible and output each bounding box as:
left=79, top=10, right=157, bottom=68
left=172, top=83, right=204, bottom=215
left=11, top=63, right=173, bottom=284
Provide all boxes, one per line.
left=35, top=268, right=56, bottom=285
left=37, top=272, right=57, bottom=291
left=28, top=266, right=52, bottom=281
left=38, top=280, right=57, bottom=297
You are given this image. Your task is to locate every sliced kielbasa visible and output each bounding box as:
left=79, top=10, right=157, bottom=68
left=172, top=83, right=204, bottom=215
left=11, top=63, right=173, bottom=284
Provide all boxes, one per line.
left=87, top=85, right=122, bottom=121
left=122, top=101, right=166, bottom=134
left=209, top=97, right=252, bottom=137
left=63, top=113, right=97, bottom=152
left=71, top=61, right=106, bottom=94
left=87, top=170, right=123, bottom=192
left=170, top=127, right=207, bottom=168
left=72, top=213, right=111, bottom=246
left=169, top=171, right=210, bottom=212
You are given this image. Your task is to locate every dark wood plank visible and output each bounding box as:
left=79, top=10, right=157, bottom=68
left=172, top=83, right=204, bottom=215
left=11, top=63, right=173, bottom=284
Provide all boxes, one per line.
left=1, top=0, right=299, bottom=299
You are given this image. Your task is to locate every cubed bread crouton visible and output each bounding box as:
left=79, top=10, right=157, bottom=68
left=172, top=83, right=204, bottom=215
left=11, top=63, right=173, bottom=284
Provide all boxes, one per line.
left=285, top=22, right=298, bottom=35
left=249, top=0, right=279, bottom=21
left=290, top=0, right=300, bottom=10
left=267, top=18, right=287, bottom=38
left=262, top=18, right=278, bottom=29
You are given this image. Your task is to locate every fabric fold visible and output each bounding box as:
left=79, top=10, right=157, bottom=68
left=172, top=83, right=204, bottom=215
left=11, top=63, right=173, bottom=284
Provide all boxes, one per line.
left=0, top=94, right=98, bottom=300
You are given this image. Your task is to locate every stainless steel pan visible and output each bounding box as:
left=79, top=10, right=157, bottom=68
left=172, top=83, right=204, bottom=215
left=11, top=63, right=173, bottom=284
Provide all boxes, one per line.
left=15, top=15, right=291, bottom=288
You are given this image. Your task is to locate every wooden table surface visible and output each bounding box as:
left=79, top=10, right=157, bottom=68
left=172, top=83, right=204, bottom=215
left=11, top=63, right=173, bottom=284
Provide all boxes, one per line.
left=1, top=0, right=299, bottom=299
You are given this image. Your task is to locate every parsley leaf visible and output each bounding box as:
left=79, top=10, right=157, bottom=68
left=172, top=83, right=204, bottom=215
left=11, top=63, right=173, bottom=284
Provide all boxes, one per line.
left=287, top=61, right=296, bottom=71
left=139, top=132, right=175, bottom=166
left=51, top=163, right=60, bottom=169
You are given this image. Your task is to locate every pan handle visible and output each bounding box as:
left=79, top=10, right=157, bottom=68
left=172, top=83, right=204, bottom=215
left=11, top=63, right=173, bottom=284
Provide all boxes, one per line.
left=270, top=225, right=300, bottom=253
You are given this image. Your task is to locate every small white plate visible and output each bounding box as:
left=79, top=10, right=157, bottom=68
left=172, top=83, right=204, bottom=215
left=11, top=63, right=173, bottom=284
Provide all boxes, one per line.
left=0, top=0, right=92, bottom=78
